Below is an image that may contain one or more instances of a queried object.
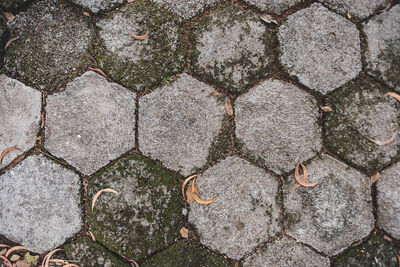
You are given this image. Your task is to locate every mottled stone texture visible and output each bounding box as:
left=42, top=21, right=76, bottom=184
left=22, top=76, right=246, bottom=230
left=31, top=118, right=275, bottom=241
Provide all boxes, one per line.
left=243, top=0, right=301, bottom=14
left=0, top=0, right=31, bottom=11
left=284, top=155, right=374, bottom=256
left=189, top=156, right=280, bottom=260
left=278, top=3, right=361, bottom=94
left=236, top=79, right=322, bottom=175
left=0, top=154, right=82, bottom=253
left=324, top=75, right=400, bottom=173
left=88, top=154, right=183, bottom=261
left=148, top=0, right=218, bottom=19
left=190, top=4, right=275, bottom=94
left=321, top=0, right=389, bottom=19
left=45, top=71, right=136, bottom=175
left=71, top=0, right=124, bottom=13
left=96, top=0, right=185, bottom=91
left=4, top=0, right=91, bottom=91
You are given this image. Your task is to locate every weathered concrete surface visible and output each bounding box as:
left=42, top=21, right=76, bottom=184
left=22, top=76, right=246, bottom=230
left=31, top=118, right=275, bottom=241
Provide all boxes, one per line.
left=88, top=154, right=183, bottom=261
left=45, top=71, right=136, bottom=175
left=0, top=0, right=30, bottom=11
left=243, top=235, right=330, bottom=267
left=321, top=0, right=389, bottom=19
left=284, top=155, right=374, bottom=256
left=0, top=75, right=41, bottom=167
left=4, top=0, right=92, bottom=91
left=190, top=4, right=275, bottom=94
left=377, top=162, right=400, bottom=239
left=148, top=0, right=218, bottom=19
left=243, top=0, right=301, bottom=14
left=142, top=239, right=230, bottom=267
left=71, top=0, right=124, bottom=13
left=278, top=3, right=361, bottom=95
left=363, top=5, right=400, bottom=90
left=0, top=154, right=82, bottom=253
left=188, top=156, right=280, bottom=260
left=96, top=0, right=185, bottom=91
left=236, top=79, right=321, bottom=175
left=139, top=73, right=224, bottom=176
left=325, top=75, right=400, bottom=173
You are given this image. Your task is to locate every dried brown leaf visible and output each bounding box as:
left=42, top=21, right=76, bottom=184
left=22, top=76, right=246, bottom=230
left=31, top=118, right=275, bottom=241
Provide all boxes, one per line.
left=42, top=248, right=62, bottom=267
left=320, top=106, right=333, bottom=112
left=0, top=249, right=6, bottom=256
left=5, top=37, right=21, bottom=50
left=82, top=11, right=90, bottom=16
left=383, top=235, right=392, bottom=242
left=0, top=255, right=12, bottom=267
left=5, top=246, right=26, bottom=258
left=0, top=245, right=10, bottom=248
left=80, top=53, right=97, bottom=66
left=15, top=259, right=31, bottom=267
left=260, top=13, right=278, bottom=24
left=127, top=0, right=135, bottom=2
left=180, top=227, right=189, bottom=238
left=370, top=172, right=381, bottom=185
left=386, top=92, right=400, bottom=102
left=87, top=231, right=96, bottom=242
left=129, top=32, right=150, bottom=40
left=182, top=175, right=197, bottom=200
left=224, top=100, right=233, bottom=116
left=49, top=259, right=66, bottom=265
left=192, top=178, right=218, bottom=205
left=367, top=130, right=398, bottom=146
left=41, top=112, right=45, bottom=129
left=0, top=147, right=23, bottom=165
left=88, top=67, right=107, bottom=77
left=294, top=162, right=317, bottom=187
left=4, top=12, right=15, bottom=21
left=208, top=91, right=220, bottom=97
left=346, top=12, right=351, bottom=19
left=91, top=188, right=119, bottom=211
left=62, top=264, right=79, bottom=267
left=186, top=184, right=199, bottom=203
left=10, top=255, right=20, bottom=262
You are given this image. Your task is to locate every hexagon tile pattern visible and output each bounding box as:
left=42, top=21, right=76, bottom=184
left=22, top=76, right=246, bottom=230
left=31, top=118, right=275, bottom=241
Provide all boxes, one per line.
left=236, top=79, right=322, bottom=175
left=188, top=156, right=280, bottom=260
left=284, top=155, right=374, bottom=256
left=45, top=71, right=136, bottom=175
left=148, top=0, right=218, bottom=19
left=0, top=154, right=82, bottom=253
left=190, top=4, right=275, bottom=94
left=243, top=0, right=301, bottom=14
left=321, top=0, right=389, bottom=19
left=139, top=73, right=224, bottom=176
left=0, top=75, right=41, bottom=167
left=278, top=3, right=361, bottom=95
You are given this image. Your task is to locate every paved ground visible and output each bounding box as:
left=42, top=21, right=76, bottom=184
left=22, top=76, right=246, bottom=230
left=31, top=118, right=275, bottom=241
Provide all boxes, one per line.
left=0, top=0, right=399, bottom=266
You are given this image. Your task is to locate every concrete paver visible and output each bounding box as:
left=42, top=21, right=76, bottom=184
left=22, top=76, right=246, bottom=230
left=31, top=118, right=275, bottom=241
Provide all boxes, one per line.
left=321, top=0, right=389, bottom=19
left=71, top=0, right=124, bottom=13
left=148, top=0, right=218, bottom=19
left=243, top=0, right=301, bottom=14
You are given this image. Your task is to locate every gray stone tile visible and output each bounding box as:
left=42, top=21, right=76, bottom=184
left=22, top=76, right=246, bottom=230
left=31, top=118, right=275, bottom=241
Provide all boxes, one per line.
left=0, top=0, right=31, bottom=11
left=363, top=5, right=400, bottom=90
left=0, top=75, right=41, bottom=167
left=71, top=0, right=124, bottom=13
left=4, top=0, right=92, bottom=91
left=148, top=0, right=218, bottom=19
left=321, top=0, right=388, bottom=19
left=190, top=4, right=275, bottom=94
left=243, top=0, right=301, bottom=14
left=284, top=155, right=374, bottom=256
left=139, top=73, right=224, bottom=176
left=45, top=71, right=136, bottom=175
left=188, top=156, right=280, bottom=260
left=278, top=3, right=361, bottom=95
left=0, top=154, right=82, bottom=253
left=243, top=235, right=330, bottom=267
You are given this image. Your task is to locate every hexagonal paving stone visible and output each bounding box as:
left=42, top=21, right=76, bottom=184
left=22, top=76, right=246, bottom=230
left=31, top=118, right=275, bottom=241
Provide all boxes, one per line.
left=4, top=0, right=92, bottom=91
left=324, top=75, right=400, bottom=173
left=139, top=73, right=225, bottom=176
left=363, top=5, right=400, bottom=90
left=188, top=156, right=280, bottom=260
left=0, top=75, right=41, bottom=167
left=88, top=154, right=183, bottom=260
left=243, top=235, right=330, bottom=267
left=70, top=0, right=124, bottom=13
left=243, top=0, right=301, bottom=14
left=235, top=79, right=322, bottom=175
left=148, top=0, right=218, bottom=19
left=45, top=71, right=136, bottom=175
left=278, top=3, right=361, bottom=95
left=0, top=154, right=82, bottom=253
left=377, top=162, right=400, bottom=239
left=321, top=0, right=388, bottom=19
left=333, top=235, right=399, bottom=267
left=96, top=0, right=185, bottom=91
left=141, top=240, right=230, bottom=267
left=190, top=4, right=275, bottom=94
left=284, top=155, right=374, bottom=256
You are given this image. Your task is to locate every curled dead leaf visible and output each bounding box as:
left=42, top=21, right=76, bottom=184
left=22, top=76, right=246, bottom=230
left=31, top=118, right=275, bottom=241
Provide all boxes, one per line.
left=180, top=227, right=189, bottom=238
left=208, top=91, right=220, bottom=97
left=0, top=147, right=23, bottom=165
left=62, top=264, right=79, bottom=267
left=129, top=32, right=150, bottom=40
left=186, top=183, right=199, bottom=203
left=4, top=12, right=15, bottom=21
left=370, top=172, right=381, bottom=185
left=386, top=92, right=400, bottom=102
left=81, top=53, right=97, bottom=66
left=383, top=235, right=392, bottom=242
left=5, top=246, right=26, bottom=258
left=191, top=178, right=218, bottom=205
left=320, top=106, right=333, bottom=112
left=294, top=162, right=317, bottom=187
left=4, top=37, right=21, bottom=50
left=260, top=13, right=278, bottom=25
left=0, top=245, right=10, bottom=248
left=91, top=188, right=119, bottom=211
left=182, top=175, right=197, bottom=200
left=127, top=0, right=135, bottom=2
left=224, top=99, right=233, bottom=116
left=41, top=112, right=45, bottom=129
left=87, top=231, right=96, bottom=242
left=82, top=11, right=90, bottom=17
left=10, top=254, right=20, bottom=262
left=0, top=255, right=12, bottom=267
left=346, top=11, right=351, bottom=19
left=88, top=67, right=107, bottom=77
left=367, top=130, right=398, bottom=146
left=42, top=248, right=62, bottom=267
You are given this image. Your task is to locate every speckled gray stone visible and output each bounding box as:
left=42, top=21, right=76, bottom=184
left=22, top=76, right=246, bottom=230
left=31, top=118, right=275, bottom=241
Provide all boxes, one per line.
left=0, top=154, right=82, bottom=253
left=0, top=0, right=31, bottom=11
left=236, top=79, right=322, bottom=175
left=45, top=71, right=136, bottom=175
left=148, top=0, right=218, bottom=19
left=0, top=75, right=41, bottom=167
left=139, top=73, right=224, bottom=176
left=4, top=0, right=91, bottom=91
left=188, top=156, right=280, bottom=260
left=190, top=4, right=275, bottom=94
left=321, top=0, right=388, bottom=19
left=278, top=3, right=361, bottom=94
left=243, top=0, right=301, bottom=14
left=377, top=162, right=400, bottom=239
left=71, top=0, right=124, bottom=13
left=363, top=5, right=400, bottom=90
left=243, top=236, right=330, bottom=267
left=284, top=155, right=374, bottom=256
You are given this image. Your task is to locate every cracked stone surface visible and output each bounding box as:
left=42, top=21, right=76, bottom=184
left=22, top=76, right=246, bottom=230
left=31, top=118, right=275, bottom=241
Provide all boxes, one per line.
left=190, top=4, right=275, bottom=94
left=236, top=79, right=322, bottom=175
left=325, top=75, right=400, bottom=173
left=0, top=154, right=82, bottom=253
left=88, top=154, right=183, bottom=261
left=363, top=5, right=400, bottom=90
left=284, top=155, right=374, bottom=256
left=243, top=235, right=330, bottom=267
left=188, top=156, right=280, bottom=260
left=243, top=0, right=301, bottom=14
left=96, top=0, right=185, bottom=91
left=278, top=3, right=361, bottom=94
left=45, top=71, right=136, bottom=175
left=0, top=75, right=41, bottom=167
left=4, top=0, right=92, bottom=91
left=71, top=0, right=124, bottom=13
left=139, top=73, right=225, bottom=176
left=377, top=162, right=400, bottom=239
left=321, top=0, right=389, bottom=19
left=148, top=0, right=218, bottom=19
